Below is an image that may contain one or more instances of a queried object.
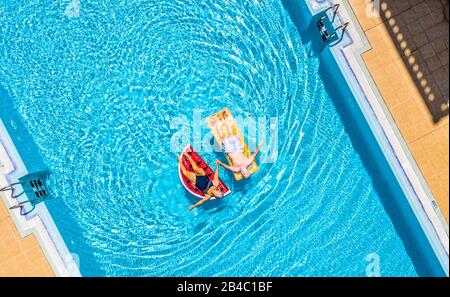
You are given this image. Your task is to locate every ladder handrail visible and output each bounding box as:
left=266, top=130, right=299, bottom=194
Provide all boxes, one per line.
left=323, top=4, right=340, bottom=23
left=2, top=176, right=52, bottom=216
left=316, top=3, right=348, bottom=47
left=329, top=22, right=350, bottom=47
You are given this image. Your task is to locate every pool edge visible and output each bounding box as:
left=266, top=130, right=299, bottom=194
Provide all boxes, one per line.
left=304, top=0, right=449, bottom=275
left=0, top=119, right=81, bottom=277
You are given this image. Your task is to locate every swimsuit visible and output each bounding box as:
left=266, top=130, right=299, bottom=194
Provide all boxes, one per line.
left=195, top=175, right=213, bottom=194
left=222, top=136, right=244, bottom=155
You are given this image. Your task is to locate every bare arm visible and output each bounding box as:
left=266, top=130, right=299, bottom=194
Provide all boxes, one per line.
left=216, top=160, right=238, bottom=172
left=248, top=141, right=265, bottom=164
left=189, top=194, right=211, bottom=211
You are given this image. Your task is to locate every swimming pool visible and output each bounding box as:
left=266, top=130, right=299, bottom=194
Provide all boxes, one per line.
left=0, top=0, right=445, bottom=276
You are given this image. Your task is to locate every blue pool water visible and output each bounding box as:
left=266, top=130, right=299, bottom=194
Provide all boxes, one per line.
left=0, top=0, right=438, bottom=276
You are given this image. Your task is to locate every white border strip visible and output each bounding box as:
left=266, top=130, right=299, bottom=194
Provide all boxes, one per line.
left=305, top=0, right=449, bottom=274
left=0, top=119, right=80, bottom=277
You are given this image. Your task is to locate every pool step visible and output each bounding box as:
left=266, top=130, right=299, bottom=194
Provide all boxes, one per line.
left=0, top=170, right=52, bottom=216
left=316, top=4, right=349, bottom=47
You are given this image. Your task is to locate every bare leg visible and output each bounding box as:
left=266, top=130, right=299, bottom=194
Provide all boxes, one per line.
left=222, top=117, right=234, bottom=136
left=178, top=156, right=196, bottom=183
left=214, top=119, right=226, bottom=139
left=183, top=152, right=206, bottom=176
left=212, top=162, right=220, bottom=187
left=215, top=117, right=234, bottom=140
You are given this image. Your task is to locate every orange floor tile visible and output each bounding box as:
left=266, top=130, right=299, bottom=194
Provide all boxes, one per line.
left=349, top=0, right=449, bottom=222
left=0, top=198, right=54, bottom=277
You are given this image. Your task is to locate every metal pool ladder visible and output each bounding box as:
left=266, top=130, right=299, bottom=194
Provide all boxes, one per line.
left=0, top=171, right=52, bottom=215
left=317, top=4, right=349, bottom=47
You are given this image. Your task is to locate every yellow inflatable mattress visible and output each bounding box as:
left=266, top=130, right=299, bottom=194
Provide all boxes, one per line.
left=206, top=108, right=259, bottom=180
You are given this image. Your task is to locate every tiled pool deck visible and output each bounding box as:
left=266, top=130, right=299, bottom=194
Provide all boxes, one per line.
left=0, top=198, right=53, bottom=276
left=0, top=0, right=448, bottom=277
left=348, top=0, right=449, bottom=222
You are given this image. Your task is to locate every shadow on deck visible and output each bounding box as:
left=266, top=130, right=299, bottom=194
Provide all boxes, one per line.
left=377, top=0, right=449, bottom=122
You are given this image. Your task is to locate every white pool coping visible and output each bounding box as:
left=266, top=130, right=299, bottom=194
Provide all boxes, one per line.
left=305, top=0, right=449, bottom=275
left=0, top=119, right=80, bottom=277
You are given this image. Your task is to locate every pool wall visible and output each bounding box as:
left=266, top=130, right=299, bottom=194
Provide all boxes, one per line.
left=282, top=0, right=448, bottom=275
left=0, top=86, right=80, bottom=276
